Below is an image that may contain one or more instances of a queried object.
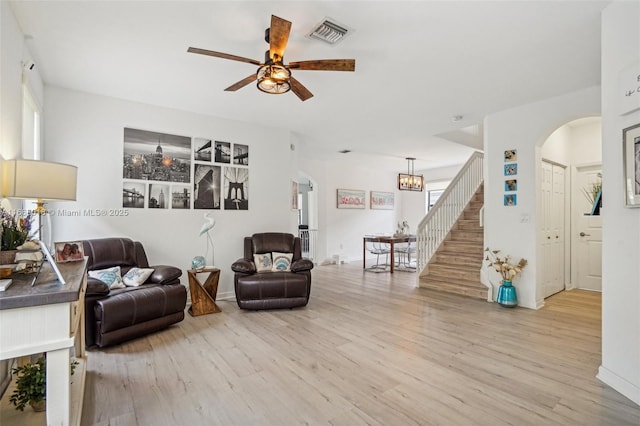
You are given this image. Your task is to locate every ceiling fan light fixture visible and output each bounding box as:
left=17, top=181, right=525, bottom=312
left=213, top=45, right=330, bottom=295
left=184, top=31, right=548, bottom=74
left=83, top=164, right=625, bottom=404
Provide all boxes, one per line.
left=257, top=64, right=291, bottom=94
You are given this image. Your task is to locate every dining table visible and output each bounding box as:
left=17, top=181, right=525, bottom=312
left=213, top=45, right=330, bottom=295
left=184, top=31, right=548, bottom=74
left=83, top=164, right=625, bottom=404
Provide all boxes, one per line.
left=363, top=234, right=416, bottom=273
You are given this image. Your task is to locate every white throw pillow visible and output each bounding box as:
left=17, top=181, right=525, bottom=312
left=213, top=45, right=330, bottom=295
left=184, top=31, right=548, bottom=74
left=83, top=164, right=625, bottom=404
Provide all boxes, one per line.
left=88, top=266, right=125, bottom=289
left=271, top=252, right=293, bottom=272
left=254, top=253, right=272, bottom=272
left=122, top=267, right=154, bottom=287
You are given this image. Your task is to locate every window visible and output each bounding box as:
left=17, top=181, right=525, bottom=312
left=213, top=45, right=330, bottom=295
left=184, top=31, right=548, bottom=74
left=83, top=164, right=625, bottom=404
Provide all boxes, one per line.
left=427, top=190, right=443, bottom=211
left=425, top=180, right=450, bottom=212
left=22, top=85, right=41, bottom=160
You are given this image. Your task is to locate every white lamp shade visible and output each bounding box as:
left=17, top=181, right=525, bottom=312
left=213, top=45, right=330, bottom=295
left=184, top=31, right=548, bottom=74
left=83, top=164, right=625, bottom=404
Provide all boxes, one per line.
left=1, top=159, right=77, bottom=201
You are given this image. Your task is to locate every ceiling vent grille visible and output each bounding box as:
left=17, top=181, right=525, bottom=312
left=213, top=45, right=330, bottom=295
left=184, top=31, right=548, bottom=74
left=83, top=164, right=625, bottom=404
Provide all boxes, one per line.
left=308, top=18, right=351, bottom=45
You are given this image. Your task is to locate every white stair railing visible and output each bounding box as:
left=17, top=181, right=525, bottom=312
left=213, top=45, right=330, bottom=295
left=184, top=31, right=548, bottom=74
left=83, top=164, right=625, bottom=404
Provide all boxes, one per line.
left=416, top=152, right=484, bottom=280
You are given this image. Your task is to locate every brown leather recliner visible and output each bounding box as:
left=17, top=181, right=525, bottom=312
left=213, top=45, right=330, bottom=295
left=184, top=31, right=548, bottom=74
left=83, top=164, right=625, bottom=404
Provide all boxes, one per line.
left=82, top=237, right=187, bottom=348
left=231, top=233, right=313, bottom=310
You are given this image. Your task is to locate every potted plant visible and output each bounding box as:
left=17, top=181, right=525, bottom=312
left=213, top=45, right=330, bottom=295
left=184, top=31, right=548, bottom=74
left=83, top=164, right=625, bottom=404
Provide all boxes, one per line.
left=9, top=356, right=78, bottom=412
left=0, top=207, right=34, bottom=264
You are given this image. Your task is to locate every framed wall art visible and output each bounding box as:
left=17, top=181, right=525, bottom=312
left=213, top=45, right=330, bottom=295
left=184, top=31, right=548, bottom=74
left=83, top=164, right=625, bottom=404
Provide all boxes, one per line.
left=336, top=189, right=366, bottom=209
left=504, top=163, right=518, bottom=176
left=370, top=191, right=394, bottom=210
left=504, top=194, right=517, bottom=206
left=623, top=123, right=640, bottom=207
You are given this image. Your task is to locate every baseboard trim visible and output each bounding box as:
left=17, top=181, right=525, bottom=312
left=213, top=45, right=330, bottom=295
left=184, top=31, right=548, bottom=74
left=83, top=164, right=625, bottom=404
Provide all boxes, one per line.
left=217, top=291, right=236, bottom=301
left=597, top=365, right=640, bottom=406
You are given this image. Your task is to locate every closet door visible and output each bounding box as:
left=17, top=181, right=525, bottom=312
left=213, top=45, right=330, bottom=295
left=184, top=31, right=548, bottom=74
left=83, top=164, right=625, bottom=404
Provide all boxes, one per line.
left=541, top=161, right=566, bottom=298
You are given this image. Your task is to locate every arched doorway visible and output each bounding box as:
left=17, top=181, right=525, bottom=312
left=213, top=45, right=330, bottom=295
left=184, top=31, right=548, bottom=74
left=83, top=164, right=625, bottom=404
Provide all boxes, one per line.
left=538, top=116, right=602, bottom=299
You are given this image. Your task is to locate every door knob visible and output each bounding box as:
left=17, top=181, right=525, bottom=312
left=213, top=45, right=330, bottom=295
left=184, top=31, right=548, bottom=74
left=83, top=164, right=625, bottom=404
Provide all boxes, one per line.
left=579, top=232, right=591, bottom=237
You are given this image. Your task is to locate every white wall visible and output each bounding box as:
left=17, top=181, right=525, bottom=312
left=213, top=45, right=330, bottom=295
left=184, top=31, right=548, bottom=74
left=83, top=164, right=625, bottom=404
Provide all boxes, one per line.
left=0, top=0, right=24, bottom=161
left=44, top=87, right=299, bottom=300
left=298, top=154, right=400, bottom=264
left=598, top=0, right=640, bottom=406
left=541, top=125, right=571, bottom=165
left=484, top=86, right=600, bottom=309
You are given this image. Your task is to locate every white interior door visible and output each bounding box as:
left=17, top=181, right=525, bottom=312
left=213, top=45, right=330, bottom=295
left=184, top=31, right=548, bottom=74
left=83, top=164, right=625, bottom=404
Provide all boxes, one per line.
left=541, top=161, right=566, bottom=298
left=574, top=166, right=602, bottom=291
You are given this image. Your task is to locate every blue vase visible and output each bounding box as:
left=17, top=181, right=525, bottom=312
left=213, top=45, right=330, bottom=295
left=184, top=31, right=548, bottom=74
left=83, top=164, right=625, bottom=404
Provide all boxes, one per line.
left=497, top=280, right=518, bottom=307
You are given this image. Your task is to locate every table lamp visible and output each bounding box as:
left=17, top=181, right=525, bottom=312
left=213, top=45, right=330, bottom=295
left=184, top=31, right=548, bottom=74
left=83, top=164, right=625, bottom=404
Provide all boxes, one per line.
left=1, top=159, right=78, bottom=242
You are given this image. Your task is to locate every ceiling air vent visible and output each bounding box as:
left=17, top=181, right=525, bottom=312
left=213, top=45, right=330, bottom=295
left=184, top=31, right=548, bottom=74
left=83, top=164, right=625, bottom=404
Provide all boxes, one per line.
left=308, top=18, right=352, bottom=45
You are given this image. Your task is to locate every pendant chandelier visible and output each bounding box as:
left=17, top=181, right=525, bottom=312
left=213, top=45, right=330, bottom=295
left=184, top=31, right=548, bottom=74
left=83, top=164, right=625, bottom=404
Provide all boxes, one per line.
left=398, top=157, right=423, bottom=192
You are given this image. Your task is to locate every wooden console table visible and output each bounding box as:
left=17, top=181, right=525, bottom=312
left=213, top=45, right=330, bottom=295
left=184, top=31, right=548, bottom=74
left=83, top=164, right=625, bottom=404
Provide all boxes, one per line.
left=187, top=268, right=221, bottom=316
left=0, top=258, right=88, bottom=426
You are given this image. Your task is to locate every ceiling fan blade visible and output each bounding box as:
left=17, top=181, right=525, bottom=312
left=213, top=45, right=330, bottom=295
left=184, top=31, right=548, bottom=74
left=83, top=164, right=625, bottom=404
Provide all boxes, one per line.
left=224, top=74, right=257, bottom=92
left=290, top=77, right=314, bottom=101
left=288, top=59, right=356, bottom=72
left=188, top=47, right=261, bottom=66
left=269, top=15, right=292, bottom=62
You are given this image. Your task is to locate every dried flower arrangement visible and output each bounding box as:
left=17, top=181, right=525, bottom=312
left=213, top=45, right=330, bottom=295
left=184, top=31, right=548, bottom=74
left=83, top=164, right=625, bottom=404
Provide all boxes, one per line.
left=485, top=247, right=527, bottom=282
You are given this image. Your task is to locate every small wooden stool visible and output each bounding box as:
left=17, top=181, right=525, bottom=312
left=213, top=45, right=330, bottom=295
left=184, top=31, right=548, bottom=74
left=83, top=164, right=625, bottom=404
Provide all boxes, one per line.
left=187, top=268, right=221, bottom=316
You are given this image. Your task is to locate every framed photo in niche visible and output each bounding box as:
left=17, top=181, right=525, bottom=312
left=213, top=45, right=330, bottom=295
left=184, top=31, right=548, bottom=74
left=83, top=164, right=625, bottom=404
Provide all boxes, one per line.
left=623, top=123, right=640, bottom=207
left=337, top=189, right=366, bottom=209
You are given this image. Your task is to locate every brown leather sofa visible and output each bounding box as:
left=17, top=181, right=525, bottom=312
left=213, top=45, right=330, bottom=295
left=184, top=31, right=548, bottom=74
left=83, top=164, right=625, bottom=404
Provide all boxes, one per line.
left=231, top=233, right=313, bottom=310
left=82, top=237, right=187, bottom=348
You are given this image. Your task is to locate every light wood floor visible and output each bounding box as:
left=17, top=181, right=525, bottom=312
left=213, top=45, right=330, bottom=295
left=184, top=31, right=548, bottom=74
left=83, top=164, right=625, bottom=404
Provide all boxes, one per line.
left=81, top=263, right=640, bottom=426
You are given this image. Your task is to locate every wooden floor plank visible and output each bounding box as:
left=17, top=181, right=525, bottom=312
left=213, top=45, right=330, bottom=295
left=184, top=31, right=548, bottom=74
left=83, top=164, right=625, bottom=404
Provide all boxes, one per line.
left=80, top=263, right=640, bottom=426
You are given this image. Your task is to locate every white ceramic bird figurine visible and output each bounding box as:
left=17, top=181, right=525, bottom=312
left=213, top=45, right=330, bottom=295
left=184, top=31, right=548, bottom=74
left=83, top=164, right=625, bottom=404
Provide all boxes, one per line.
left=199, top=212, right=215, bottom=236
left=198, top=212, right=216, bottom=267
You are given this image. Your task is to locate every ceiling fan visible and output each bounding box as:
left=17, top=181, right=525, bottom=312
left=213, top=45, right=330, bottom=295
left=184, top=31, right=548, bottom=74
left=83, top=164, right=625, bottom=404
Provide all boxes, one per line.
left=188, top=15, right=355, bottom=101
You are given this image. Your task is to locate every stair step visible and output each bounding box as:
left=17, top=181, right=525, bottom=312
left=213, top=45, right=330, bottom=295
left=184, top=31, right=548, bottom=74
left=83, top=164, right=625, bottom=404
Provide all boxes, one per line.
left=457, top=220, right=482, bottom=230
left=442, top=240, right=484, bottom=253
left=433, top=254, right=483, bottom=268
left=419, top=277, right=488, bottom=299
left=428, top=264, right=480, bottom=281
left=450, top=232, right=484, bottom=242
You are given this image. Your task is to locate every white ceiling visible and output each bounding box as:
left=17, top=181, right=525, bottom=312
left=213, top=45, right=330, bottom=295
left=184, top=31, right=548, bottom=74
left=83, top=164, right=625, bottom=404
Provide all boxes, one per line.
left=9, top=1, right=608, bottom=171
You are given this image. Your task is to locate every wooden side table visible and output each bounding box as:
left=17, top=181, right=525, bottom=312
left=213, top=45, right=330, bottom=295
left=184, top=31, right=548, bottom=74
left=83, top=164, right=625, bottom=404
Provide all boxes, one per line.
left=187, top=268, right=221, bottom=316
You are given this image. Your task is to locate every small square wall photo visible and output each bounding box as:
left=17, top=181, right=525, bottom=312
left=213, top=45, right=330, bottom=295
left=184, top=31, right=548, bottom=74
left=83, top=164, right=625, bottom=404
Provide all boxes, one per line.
left=504, top=149, right=517, bottom=162
left=505, top=179, right=517, bottom=191
left=504, top=163, right=518, bottom=176
left=504, top=194, right=517, bottom=206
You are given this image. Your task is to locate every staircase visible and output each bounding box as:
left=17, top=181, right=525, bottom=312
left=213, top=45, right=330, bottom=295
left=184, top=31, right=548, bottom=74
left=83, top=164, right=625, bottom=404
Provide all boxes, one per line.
left=419, top=185, right=487, bottom=299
